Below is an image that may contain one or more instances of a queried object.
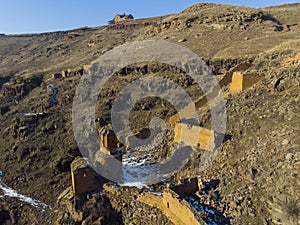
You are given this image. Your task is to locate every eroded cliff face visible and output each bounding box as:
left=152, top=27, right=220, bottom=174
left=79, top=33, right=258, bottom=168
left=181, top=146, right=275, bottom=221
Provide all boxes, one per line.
left=0, top=3, right=300, bottom=225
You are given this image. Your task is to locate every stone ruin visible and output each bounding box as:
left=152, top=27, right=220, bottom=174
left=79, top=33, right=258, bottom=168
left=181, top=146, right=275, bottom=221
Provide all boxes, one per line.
left=138, top=177, right=206, bottom=225
left=169, top=60, right=260, bottom=122
left=174, top=123, right=215, bottom=151
left=62, top=164, right=226, bottom=224
left=68, top=60, right=262, bottom=196
left=98, top=126, right=123, bottom=162
left=137, top=176, right=232, bottom=224
left=108, top=14, right=134, bottom=25
left=230, top=71, right=262, bottom=94
left=68, top=125, right=123, bottom=198
left=57, top=126, right=123, bottom=221
left=167, top=61, right=263, bottom=160
left=71, top=158, right=102, bottom=196
left=51, top=64, right=90, bottom=79
left=56, top=59, right=266, bottom=223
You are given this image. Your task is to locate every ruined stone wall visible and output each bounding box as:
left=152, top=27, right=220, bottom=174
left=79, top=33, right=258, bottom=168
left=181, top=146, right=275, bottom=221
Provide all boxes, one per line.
left=63, top=67, right=83, bottom=78
left=242, top=74, right=262, bottom=90
left=126, top=127, right=167, bottom=148
left=110, top=14, right=134, bottom=24
left=174, top=123, right=215, bottom=150
left=230, top=72, right=262, bottom=94
left=71, top=158, right=101, bottom=196
left=51, top=65, right=89, bottom=79
left=113, top=15, right=124, bottom=24
left=163, top=191, right=203, bottom=225
left=138, top=189, right=205, bottom=225
left=100, top=132, right=118, bottom=152
left=230, top=72, right=244, bottom=93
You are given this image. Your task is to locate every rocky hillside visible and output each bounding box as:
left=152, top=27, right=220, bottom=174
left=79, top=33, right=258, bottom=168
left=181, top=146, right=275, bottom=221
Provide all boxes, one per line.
left=0, top=3, right=299, bottom=225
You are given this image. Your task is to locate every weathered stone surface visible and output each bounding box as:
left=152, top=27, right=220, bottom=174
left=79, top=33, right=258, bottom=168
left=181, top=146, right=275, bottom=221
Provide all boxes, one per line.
left=109, top=14, right=134, bottom=25
left=71, top=158, right=102, bottom=196
left=230, top=72, right=262, bottom=93
left=174, top=123, right=215, bottom=150
left=139, top=189, right=205, bottom=225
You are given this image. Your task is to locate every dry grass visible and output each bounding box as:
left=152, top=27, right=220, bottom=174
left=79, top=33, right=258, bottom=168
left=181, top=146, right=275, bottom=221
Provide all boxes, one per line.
left=266, top=39, right=300, bottom=55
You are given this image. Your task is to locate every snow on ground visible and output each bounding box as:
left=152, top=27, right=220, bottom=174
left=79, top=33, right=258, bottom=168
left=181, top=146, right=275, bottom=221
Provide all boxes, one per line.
left=185, top=195, right=230, bottom=225
left=0, top=171, right=49, bottom=210
left=121, top=152, right=153, bottom=188
left=20, top=112, right=47, bottom=117
left=120, top=131, right=167, bottom=188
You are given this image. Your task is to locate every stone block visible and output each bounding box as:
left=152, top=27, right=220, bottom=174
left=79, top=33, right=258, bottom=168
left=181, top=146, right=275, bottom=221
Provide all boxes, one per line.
left=230, top=72, right=243, bottom=93
left=138, top=189, right=204, bottom=225
left=51, top=73, right=62, bottom=79
left=83, top=64, right=90, bottom=71
left=71, top=158, right=101, bottom=196
left=99, top=127, right=118, bottom=154
left=230, top=72, right=262, bottom=93
left=61, top=70, right=67, bottom=78
left=174, top=123, right=215, bottom=150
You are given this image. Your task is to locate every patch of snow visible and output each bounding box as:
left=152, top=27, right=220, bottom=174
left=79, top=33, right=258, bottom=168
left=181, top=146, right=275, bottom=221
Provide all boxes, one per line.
left=121, top=152, right=157, bottom=188
left=119, top=130, right=170, bottom=188
left=121, top=163, right=153, bottom=189
left=150, top=190, right=163, bottom=197
left=20, top=112, right=47, bottom=117
left=0, top=179, right=48, bottom=210
left=119, top=182, right=148, bottom=189
left=122, top=152, right=151, bottom=166
left=185, top=196, right=229, bottom=225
